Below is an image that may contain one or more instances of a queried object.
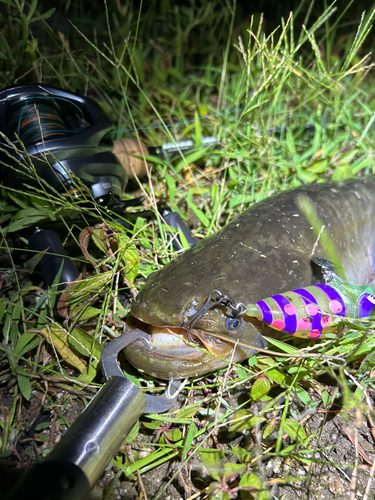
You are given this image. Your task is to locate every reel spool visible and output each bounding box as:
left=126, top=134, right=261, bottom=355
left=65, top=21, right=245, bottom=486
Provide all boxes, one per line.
left=0, top=84, right=127, bottom=204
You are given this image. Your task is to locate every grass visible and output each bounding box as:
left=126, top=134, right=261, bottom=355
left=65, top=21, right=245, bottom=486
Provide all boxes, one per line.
left=1, top=1, right=375, bottom=499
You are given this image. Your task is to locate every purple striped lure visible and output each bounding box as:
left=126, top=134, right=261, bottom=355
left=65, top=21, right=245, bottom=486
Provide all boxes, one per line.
left=245, top=278, right=375, bottom=339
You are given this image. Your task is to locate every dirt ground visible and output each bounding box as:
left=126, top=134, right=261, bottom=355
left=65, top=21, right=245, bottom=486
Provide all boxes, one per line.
left=1, top=375, right=374, bottom=500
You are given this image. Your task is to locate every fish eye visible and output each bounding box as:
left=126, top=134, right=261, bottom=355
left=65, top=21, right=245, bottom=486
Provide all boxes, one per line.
left=226, top=316, right=243, bottom=331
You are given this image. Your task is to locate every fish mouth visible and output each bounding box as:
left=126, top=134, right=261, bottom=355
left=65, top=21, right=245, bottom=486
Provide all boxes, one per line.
left=123, top=316, right=241, bottom=379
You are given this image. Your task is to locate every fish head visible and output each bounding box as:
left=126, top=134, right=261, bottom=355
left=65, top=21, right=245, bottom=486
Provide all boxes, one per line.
left=124, top=248, right=267, bottom=379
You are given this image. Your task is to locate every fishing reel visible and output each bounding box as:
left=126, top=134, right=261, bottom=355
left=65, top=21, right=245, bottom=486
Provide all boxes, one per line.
left=0, top=84, right=141, bottom=291
left=0, top=84, right=126, bottom=205
left=0, top=84, right=197, bottom=290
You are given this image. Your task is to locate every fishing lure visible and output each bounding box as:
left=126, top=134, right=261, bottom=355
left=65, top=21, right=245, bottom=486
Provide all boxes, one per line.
left=245, top=262, right=375, bottom=339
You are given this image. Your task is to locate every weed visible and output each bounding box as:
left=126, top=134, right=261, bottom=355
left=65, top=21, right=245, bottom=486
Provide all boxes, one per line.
left=1, top=2, right=375, bottom=499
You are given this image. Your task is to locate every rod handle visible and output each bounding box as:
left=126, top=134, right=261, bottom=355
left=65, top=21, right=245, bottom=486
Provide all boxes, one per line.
left=28, top=229, right=79, bottom=290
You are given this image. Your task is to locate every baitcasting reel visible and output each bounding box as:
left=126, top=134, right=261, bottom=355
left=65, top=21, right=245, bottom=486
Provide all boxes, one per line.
left=0, top=84, right=198, bottom=290
left=0, top=84, right=127, bottom=205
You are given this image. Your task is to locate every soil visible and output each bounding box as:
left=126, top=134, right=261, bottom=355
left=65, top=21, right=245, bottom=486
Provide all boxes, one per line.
left=1, top=376, right=374, bottom=500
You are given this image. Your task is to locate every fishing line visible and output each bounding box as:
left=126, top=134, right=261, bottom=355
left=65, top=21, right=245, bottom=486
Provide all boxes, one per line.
left=9, top=92, right=245, bottom=145
left=8, top=95, right=85, bottom=145
left=111, top=106, right=247, bottom=134
left=111, top=109, right=318, bottom=144
left=11, top=93, right=316, bottom=147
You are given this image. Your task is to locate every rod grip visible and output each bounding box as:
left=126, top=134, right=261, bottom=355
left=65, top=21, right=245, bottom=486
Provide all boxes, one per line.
left=161, top=210, right=198, bottom=250
left=28, top=229, right=79, bottom=290
left=113, top=138, right=149, bottom=179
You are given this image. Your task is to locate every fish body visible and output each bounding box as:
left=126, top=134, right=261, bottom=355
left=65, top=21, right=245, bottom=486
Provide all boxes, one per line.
left=126, top=175, right=375, bottom=379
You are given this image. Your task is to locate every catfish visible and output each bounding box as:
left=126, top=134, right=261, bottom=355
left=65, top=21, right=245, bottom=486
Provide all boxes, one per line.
left=125, top=175, right=375, bottom=379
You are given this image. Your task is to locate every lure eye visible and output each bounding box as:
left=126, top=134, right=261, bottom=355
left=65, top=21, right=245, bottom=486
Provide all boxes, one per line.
left=226, top=316, right=243, bottom=331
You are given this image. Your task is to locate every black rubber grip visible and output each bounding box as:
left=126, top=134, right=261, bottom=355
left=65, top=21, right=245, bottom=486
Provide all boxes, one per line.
left=28, top=229, right=79, bottom=290
left=161, top=210, right=198, bottom=250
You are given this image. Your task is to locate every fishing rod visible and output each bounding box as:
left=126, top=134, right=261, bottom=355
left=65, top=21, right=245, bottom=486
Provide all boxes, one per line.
left=0, top=84, right=217, bottom=195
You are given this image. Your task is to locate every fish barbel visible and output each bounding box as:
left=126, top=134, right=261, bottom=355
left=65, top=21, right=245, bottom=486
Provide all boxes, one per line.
left=125, top=175, right=375, bottom=379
